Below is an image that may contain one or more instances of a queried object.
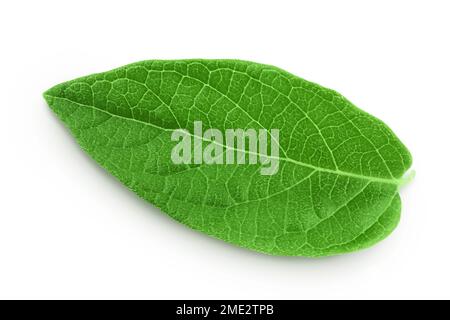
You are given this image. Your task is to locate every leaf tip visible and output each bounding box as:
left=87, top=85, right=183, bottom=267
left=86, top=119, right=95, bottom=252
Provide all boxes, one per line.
left=43, top=84, right=63, bottom=107
left=43, top=91, right=53, bottom=106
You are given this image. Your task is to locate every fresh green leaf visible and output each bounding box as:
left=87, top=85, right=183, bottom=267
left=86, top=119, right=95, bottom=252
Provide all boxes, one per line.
left=44, top=59, right=412, bottom=257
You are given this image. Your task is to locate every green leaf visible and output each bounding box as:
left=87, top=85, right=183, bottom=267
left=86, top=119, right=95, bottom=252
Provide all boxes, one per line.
left=44, top=59, right=412, bottom=257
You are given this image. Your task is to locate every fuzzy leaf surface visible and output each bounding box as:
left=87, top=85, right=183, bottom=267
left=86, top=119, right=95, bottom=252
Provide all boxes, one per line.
left=44, top=60, right=412, bottom=256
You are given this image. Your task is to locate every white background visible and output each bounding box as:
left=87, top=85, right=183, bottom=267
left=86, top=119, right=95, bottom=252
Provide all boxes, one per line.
left=0, top=0, right=448, bottom=300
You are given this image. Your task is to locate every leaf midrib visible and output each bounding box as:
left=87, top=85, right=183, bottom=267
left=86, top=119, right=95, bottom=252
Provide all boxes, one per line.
left=48, top=94, right=402, bottom=186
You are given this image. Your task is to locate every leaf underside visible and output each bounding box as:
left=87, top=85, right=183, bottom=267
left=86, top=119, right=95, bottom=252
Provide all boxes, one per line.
left=44, top=59, right=412, bottom=257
